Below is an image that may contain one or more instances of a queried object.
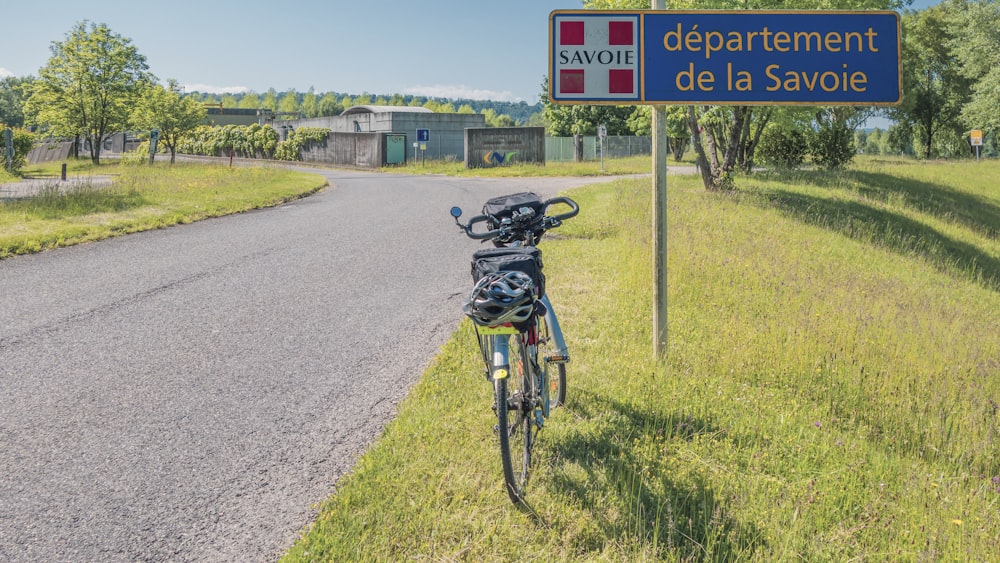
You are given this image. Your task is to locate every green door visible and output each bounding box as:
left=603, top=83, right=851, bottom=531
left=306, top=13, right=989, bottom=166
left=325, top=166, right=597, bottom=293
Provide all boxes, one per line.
left=386, top=134, right=406, bottom=165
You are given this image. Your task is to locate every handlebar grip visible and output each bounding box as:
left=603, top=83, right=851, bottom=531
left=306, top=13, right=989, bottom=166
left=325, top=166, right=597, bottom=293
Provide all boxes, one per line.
left=545, top=196, right=580, bottom=222
left=464, top=214, right=501, bottom=240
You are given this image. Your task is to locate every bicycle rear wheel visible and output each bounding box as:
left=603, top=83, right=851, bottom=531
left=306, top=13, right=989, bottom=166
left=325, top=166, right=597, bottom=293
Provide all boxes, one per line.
left=536, top=313, right=567, bottom=409
left=495, top=334, right=534, bottom=503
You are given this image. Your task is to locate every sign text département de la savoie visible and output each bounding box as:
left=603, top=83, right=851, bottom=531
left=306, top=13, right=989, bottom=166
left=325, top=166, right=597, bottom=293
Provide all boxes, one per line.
left=549, top=10, right=902, bottom=105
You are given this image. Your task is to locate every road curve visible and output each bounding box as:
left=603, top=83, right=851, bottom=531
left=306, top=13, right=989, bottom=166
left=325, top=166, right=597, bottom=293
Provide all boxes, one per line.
left=0, top=169, right=621, bottom=562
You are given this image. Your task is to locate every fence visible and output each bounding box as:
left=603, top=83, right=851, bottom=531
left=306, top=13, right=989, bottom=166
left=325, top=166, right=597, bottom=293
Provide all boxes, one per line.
left=545, top=135, right=652, bottom=162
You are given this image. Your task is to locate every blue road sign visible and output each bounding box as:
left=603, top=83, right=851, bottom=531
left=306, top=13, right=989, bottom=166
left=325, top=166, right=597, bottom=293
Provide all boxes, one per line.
left=550, top=10, right=901, bottom=105
left=417, top=128, right=430, bottom=142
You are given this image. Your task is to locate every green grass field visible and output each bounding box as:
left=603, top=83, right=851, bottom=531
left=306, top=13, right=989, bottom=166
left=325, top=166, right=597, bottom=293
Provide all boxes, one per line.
left=0, top=161, right=326, bottom=258
left=283, top=157, right=1000, bottom=561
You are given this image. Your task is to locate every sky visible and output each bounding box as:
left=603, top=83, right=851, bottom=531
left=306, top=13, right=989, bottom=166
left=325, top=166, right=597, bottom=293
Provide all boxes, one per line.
left=1, top=0, right=943, bottom=106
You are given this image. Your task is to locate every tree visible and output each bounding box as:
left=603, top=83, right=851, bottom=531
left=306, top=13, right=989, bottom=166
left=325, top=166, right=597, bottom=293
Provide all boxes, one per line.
left=239, top=92, right=261, bottom=109
left=131, top=79, right=207, bottom=163
left=301, top=88, right=319, bottom=118
left=0, top=76, right=33, bottom=128
left=948, top=0, right=1000, bottom=135
left=317, top=93, right=343, bottom=116
left=24, top=21, right=154, bottom=164
left=888, top=4, right=972, bottom=158
left=482, top=108, right=517, bottom=127
left=277, top=90, right=301, bottom=118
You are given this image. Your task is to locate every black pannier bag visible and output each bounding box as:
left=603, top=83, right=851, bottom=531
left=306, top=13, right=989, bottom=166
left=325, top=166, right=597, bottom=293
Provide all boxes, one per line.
left=471, top=246, right=545, bottom=298
left=482, top=192, right=545, bottom=230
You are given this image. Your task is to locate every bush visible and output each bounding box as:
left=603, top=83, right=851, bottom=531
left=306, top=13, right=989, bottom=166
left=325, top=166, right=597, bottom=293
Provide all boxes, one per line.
left=1, top=127, right=35, bottom=173
left=756, top=124, right=808, bottom=170
left=810, top=122, right=855, bottom=169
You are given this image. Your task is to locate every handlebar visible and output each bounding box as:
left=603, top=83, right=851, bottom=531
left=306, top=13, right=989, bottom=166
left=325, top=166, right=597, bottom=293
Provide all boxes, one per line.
left=462, top=214, right=502, bottom=240
left=452, top=195, right=579, bottom=244
left=544, top=196, right=579, bottom=222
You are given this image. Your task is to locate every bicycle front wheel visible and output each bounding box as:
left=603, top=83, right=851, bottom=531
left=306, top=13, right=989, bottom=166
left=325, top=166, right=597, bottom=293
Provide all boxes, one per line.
left=495, top=334, right=533, bottom=503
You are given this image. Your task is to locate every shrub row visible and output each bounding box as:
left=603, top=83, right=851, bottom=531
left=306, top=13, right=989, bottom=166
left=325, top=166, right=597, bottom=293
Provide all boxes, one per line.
left=176, top=124, right=330, bottom=161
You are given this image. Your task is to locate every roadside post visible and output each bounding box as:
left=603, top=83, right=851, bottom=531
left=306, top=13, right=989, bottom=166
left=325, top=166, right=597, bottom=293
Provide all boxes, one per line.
left=598, top=124, right=608, bottom=172
left=149, top=129, right=159, bottom=165
left=971, top=130, right=983, bottom=162
left=417, top=128, right=430, bottom=166
left=549, top=7, right=902, bottom=358
left=3, top=128, right=13, bottom=172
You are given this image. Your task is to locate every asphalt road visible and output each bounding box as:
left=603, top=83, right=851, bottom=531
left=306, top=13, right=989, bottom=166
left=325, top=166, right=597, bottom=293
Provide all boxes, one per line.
left=0, top=169, right=621, bottom=562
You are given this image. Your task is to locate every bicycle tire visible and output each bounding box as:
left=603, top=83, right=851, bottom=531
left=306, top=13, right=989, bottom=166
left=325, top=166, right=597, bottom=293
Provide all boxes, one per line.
left=536, top=314, right=567, bottom=409
left=495, top=334, right=533, bottom=503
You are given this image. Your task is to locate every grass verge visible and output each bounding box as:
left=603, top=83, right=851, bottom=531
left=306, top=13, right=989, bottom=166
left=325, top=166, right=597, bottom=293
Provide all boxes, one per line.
left=385, top=155, right=658, bottom=177
left=0, top=161, right=326, bottom=258
left=284, top=157, right=1000, bottom=561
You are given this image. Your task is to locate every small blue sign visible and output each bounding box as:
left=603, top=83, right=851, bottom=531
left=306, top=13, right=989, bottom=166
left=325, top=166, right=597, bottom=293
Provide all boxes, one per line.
left=550, top=10, right=902, bottom=106
left=417, top=128, right=430, bottom=142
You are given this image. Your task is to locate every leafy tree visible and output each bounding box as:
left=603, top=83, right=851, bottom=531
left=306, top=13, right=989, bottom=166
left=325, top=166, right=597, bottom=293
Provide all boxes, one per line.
left=24, top=21, right=154, bottom=164
left=301, top=88, right=319, bottom=118
left=261, top=89, right=278, bottom=111
left=482, top=108, right=517, bottom=127
left=948, top=0, right=1000, bottom=135
left=221, top=94, right=240, bottom=108
left=889, top=4, right=972, bottom=158
left=278, top=90, right=301, bottom=118
left=317, top=93, right=343, bottom=116
left=1, top=76, right=33, bottom=128
left=132, top=79, right=207, bottom=163
left=238, top=92, right=261, bottom=109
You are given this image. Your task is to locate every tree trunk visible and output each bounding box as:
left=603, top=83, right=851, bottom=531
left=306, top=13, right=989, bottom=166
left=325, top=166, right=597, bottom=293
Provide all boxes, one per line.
left=686, top=106, right=714, bottom=190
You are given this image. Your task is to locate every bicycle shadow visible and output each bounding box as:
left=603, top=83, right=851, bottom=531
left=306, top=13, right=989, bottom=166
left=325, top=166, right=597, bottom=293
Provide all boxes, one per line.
left=540, top=390, right=764, bottom=558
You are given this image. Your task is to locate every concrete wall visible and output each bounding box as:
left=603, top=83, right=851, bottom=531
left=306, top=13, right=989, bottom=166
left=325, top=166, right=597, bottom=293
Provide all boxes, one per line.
left=465, top=127, right=545, bottom=168
left=27, top=141, right=74, bottom=164
left=298, top=132, right=389, bottom=168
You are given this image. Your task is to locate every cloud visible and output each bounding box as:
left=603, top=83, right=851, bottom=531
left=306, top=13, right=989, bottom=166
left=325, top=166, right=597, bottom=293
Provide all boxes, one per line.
left=0, top=68, right=14, bottom=78
left=402, top=85, right=521, bottom=102
left=181, top=83, right=248, bottom=95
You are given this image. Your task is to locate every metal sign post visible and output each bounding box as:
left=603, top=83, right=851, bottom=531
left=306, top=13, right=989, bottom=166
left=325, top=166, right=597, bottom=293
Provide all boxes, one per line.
left=971, top=129, right=984, bottom=162
left=417, top=129, right=430, bottom=165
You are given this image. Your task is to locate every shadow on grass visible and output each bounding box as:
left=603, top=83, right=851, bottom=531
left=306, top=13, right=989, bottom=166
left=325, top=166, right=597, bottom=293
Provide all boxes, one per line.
left=742, top=181, right=1000, bottom=292
left=547, top=390, right=763, bottom=559
left=772, top=168, right=1000, bottom=240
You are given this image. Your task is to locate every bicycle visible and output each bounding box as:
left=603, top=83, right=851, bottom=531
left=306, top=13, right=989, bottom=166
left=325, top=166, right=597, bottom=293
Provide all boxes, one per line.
left=450, top=192, right=579, bottom=504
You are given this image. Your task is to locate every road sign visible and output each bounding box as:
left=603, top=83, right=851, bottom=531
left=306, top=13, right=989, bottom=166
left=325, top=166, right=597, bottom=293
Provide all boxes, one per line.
left=549, top=10, right=902, bottom=105
left=971, top=130, right=984, bottom=146
left=417, top=128, right=430, bottom=142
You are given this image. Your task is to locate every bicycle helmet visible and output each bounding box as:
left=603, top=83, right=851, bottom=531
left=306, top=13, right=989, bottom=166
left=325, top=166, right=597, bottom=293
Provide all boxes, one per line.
left=463, top=271, right=537, bottom=327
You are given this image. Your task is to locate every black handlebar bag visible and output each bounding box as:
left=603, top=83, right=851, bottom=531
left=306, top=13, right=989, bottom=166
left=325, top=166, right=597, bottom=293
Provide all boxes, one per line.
left=471, top=246, right=545, bottom=298
left=481, top=192, right=545, bottom=230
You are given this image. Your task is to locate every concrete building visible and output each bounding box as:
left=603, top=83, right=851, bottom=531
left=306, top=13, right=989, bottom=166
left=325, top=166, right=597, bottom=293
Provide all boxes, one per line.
left=279, top=105, right=485, bottom=162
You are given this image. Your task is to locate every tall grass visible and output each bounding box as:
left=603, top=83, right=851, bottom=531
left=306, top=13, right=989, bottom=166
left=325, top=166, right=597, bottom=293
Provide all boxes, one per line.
left=285, top=158, right=999, bottom=561
left=0, top=162, right=326, bottom=258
